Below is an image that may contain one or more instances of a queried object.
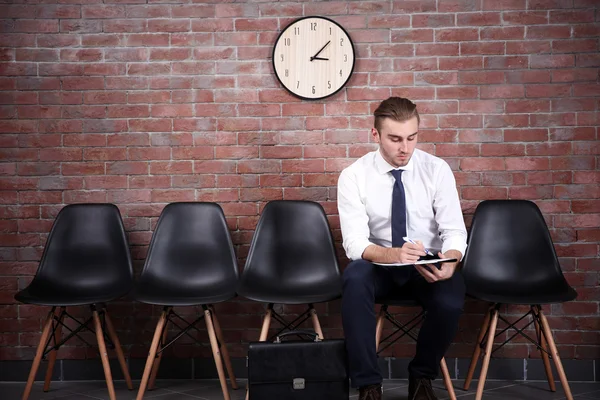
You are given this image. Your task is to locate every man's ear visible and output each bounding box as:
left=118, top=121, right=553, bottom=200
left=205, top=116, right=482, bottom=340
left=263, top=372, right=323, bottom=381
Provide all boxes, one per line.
left=371, top=128, right=380, bottom=143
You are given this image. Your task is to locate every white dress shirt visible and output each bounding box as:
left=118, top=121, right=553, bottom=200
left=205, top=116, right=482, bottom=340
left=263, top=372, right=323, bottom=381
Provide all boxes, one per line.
left=337, top=148, right=467, bottom=261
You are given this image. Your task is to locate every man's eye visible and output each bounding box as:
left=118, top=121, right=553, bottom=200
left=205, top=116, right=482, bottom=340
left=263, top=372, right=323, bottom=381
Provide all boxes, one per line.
left=408, top=137, right=416, bottom=141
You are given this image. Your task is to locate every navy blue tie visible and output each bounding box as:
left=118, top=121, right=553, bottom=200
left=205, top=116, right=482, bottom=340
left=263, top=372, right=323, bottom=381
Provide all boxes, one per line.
left=390, top=169, right=407, bottom=247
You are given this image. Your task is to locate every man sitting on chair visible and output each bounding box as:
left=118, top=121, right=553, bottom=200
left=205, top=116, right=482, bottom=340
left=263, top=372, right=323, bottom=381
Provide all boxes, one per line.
left=337, top=97, right=467, bottom=400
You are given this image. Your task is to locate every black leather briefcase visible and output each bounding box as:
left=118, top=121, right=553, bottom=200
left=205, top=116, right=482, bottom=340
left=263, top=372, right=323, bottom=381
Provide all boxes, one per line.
left=247, top=330, right=349, bottom=400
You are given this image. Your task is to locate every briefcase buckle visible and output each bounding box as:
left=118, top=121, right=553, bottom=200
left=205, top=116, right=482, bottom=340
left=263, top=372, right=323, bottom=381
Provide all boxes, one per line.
left=293, top=378, right=305, bottom=390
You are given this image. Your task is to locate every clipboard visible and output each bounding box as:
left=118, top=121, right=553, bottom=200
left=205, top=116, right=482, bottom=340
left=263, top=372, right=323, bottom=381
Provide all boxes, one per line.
left=373, top=257, right=458, bottom=267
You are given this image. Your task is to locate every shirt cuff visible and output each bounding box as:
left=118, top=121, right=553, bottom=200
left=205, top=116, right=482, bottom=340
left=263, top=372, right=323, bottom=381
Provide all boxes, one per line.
left=345, top=239, right=373, bottom=261
left=441, top=237, right=467, bottom=261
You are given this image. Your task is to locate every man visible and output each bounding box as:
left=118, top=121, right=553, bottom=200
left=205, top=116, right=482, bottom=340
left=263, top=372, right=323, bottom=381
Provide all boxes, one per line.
left=337, top=97, right=467, bottom=400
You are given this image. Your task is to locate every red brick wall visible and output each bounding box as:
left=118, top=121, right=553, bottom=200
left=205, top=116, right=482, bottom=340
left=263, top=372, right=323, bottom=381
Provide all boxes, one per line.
left=0, top=0, right=598, bottom=362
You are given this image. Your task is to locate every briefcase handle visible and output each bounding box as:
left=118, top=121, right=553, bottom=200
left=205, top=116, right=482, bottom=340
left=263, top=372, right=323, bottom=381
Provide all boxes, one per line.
left=274, top=330, right=322, bottom=343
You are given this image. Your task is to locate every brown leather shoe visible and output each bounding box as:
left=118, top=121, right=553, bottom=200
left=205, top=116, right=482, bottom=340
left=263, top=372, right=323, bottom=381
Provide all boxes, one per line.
left=359, top=383, right=382, bottom=400
left=408, top=378, right=438, bottom=400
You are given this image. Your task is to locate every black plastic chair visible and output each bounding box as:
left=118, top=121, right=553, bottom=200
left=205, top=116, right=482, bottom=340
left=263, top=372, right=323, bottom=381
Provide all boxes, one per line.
left=15, top=203, right=134, bottom=400
left=131, top=202, right=239, bottom=400
left=375, top=294, right=456, bottom=399
left=461, top=200, right=577, bottom=400
left=238, top=200, right=342, bottom=342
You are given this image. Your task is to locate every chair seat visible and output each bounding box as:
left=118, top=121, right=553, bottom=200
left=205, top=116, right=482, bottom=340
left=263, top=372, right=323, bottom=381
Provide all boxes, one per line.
left=467, top=286, right=577, bottom=305
left=130, top=280, right=236, bottom=306
left=238, top=280, right=341, bottom=305
left=15, top=286, right=128, bottom=306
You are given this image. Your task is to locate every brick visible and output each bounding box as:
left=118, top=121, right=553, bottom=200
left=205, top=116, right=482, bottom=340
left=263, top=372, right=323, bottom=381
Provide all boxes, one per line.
left=458, top=129, right=502, bottom=142
left=526, top=84, right=572, bottom=98
left=82, top=5, right=125, bottom=19
left=530, top=113, right=577, bottom=127
left=527, top=142, right=571, bottom=156
left=553, top=39, right=598, bottom=54
left=462, top=187, right=508, bottom=200
left=506, top=158, right=549, bottom=170
left=126, top=5, right=170, bottom=18
left=530, top=0, right=578, bottom=8
left=60, top=20, right=102, bottom=34
left=149, top=161, right=193, bottom=175
left=62, top=162, right=104, bottom=176
left=503, top=11, right=548, bottom=25
left=506, top=40, right=551, bottom=55
left=506, top=70, right=551, bottom=84
left=485, top=56, right=528, bottom=69
left=105, top=161, right=147, bottom=175
left=527, top=26, right=571, bottom=39
left=148, top=19, right=190, bottom=33
left=129, top=175, right=170, bottom=189
left=460, top=158, right=505, bottom=171
left=459, top=71, right=505, bottom=85
left=505, top=99, right=550, bottom=113
left=550, top=119, right=592, bottom=139
left=151, top=189, right=194, bottom=203
left=15, top=49, right=59, bottom=62
left=481, top=26, right=524, bottom=40
left=481, top=143, right=525, bottom=156
left=551, top=156, right=595, bottom=170
left=415, top=43, right=459, bottom=56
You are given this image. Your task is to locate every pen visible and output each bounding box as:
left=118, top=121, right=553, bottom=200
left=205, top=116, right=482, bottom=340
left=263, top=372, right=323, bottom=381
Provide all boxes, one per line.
left=402, top=237, right=435, bottom=257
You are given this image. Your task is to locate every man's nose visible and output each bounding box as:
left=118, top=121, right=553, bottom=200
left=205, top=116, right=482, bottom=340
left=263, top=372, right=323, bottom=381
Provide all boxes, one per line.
left=399, top=141, right=407, bottom=153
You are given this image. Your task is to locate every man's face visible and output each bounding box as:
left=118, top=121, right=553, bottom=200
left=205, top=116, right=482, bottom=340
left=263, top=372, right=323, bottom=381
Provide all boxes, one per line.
left=372, top=116, right=419, bottom=168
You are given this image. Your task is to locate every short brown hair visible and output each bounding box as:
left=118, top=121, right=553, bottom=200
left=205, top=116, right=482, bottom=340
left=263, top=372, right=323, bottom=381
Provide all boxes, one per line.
left=373, top=97, right=420, bottom=132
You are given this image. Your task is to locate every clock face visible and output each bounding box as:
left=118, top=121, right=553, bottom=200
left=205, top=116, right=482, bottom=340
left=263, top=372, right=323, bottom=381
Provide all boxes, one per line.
left=272, top=16, right=355, bottom=100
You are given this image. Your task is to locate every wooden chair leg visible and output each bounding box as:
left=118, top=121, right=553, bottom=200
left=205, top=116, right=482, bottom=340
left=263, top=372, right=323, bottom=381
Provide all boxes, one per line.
left=375, top=305, right=386, bottom=352
left=246, top=305, right=273, bottom=400
left=538, top=306, right=573, bottom=400
left=258, top=305, right=273, bottom=342
left=93, top=309, right=116, bottom=400
left=205, top=307, right=231, bottom=400
left=137, top=308, right=169, bottom=400
left=440, top=357, right=456, bottom=400
left=103, top=309, right=133, bottom=390
left=309, top=305, right=324, bottom=339
left=210, top=305, right=238, bottom=389
left=148, top=317, right=169, bottom=391
left=532, top=306, right=556, bottom=392
left=43, top=307, right=65, bottom=392
left=22, top=308, right=55, bottom=400
left=463, top=307, right=492, bottom=390
left=475, top=308, right=499, bottom=400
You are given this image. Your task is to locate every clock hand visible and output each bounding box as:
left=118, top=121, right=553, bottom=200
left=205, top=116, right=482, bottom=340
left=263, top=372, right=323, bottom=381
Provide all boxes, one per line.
left=310, top=40, right=331, bottom=61
left=312, top=57, right=329, bottom=61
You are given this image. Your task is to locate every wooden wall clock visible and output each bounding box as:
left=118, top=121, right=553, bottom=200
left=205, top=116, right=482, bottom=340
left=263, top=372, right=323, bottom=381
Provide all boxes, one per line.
left=272, top=16, right=356, bottom=101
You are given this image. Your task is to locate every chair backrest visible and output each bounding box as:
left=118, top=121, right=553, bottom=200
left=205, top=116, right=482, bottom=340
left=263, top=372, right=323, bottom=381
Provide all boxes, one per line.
left=462, top=199, right=570, bottom=296
left=239, top=200, right=341, bottom=302
left=34, top=203, right=133, bottom=295
left=138, top=202, right=238, bottom=299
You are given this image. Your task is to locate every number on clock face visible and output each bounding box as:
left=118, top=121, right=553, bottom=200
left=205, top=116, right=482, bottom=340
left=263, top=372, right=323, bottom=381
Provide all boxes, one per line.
left=273, top=16, right=355, bottom=100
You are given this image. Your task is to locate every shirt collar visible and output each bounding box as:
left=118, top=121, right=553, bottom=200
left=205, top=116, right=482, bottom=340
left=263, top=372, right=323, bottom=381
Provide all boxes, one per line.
left=374, top=148, right=416, bottom=175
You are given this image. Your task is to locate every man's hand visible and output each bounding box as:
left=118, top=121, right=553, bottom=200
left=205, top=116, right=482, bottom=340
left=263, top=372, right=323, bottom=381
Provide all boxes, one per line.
left=397, top=240, right=426, bottom=264
left=414, top=250, right=460, bottom=283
